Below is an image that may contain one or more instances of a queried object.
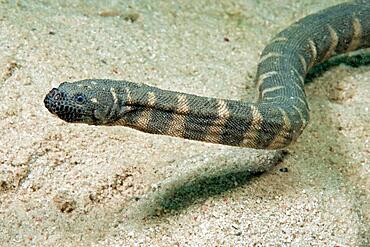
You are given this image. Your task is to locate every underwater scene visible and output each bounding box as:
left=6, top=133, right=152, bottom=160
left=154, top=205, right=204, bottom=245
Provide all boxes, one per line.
left=0, top=0, right=369, bottom=246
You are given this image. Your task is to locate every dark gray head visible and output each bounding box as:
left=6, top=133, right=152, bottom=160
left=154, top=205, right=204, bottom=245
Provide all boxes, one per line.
left=44, top=79, right=132, bottom=125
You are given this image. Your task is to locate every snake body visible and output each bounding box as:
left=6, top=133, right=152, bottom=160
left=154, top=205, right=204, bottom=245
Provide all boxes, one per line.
left=44, top=1, right=370, bottom=149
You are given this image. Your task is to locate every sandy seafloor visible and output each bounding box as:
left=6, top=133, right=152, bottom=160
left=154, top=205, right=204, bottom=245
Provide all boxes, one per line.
left=0, top=0, right=369, bottom=246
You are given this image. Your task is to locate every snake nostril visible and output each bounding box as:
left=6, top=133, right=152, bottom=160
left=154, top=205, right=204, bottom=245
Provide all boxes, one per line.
left=47, top=88, right=62, bottom=101
left=50, top=88, right=57, bottom=96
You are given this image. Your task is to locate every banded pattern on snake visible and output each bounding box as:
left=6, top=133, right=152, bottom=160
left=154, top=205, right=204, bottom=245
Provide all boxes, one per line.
left=44, top=1, right=370, bottom=149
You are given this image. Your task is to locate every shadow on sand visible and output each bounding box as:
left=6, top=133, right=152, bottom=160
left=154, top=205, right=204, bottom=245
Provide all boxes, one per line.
left=137, top=50, right=370, bottom=219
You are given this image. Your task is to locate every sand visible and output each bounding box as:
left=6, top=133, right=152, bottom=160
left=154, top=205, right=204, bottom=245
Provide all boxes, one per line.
left=0, top=0, right=369, bottom=246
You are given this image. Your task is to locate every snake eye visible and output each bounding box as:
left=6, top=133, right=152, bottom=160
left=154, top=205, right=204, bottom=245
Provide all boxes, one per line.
left=75, top=94, right=86, bottom=103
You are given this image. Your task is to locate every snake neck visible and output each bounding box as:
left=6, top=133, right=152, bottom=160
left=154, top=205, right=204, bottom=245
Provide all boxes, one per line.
left=112, top=86, right=246, bottom=145
left=108, top=85, right=305, bottom=149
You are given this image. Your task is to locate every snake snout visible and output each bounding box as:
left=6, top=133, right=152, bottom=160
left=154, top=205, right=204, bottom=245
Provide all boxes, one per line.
left=44, top=88, right=64, bottom=113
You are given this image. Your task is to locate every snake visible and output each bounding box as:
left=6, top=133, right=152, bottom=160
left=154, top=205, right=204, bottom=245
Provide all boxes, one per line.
left=44, top=1, right=370, bottom=150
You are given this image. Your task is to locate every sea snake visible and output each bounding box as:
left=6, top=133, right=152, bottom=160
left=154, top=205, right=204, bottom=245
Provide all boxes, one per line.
left=44, top=1, right=370, bottom=149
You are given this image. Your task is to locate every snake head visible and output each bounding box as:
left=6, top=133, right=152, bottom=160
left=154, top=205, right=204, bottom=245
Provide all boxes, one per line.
left=44, top=80, right=118, bottom=125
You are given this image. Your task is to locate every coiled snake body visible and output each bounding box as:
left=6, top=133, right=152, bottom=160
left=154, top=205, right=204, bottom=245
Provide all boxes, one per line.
left=44, top=1, right=370, bottom=149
